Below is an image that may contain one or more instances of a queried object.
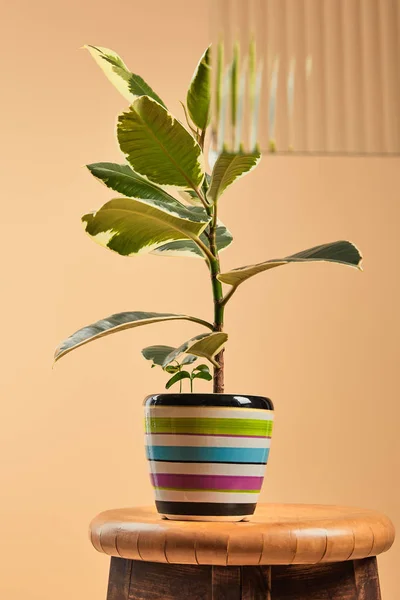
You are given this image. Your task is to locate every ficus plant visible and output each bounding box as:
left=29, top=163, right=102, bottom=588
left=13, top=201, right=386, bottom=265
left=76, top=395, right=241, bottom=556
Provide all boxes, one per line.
left=54, top=45, right=362, bottom=393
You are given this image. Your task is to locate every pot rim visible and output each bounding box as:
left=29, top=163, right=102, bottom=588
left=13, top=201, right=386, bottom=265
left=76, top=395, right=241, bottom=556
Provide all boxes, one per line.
left=144, top=392, right=274, bottom=410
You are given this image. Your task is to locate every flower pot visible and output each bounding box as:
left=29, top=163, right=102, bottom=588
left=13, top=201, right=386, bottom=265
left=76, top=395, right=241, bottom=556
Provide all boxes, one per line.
left=144, top=393, right=274, bottom=522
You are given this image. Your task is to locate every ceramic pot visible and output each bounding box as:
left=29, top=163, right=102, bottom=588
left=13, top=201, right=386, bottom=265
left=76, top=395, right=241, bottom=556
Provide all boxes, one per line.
left=144, top=393, right=274, bottom=522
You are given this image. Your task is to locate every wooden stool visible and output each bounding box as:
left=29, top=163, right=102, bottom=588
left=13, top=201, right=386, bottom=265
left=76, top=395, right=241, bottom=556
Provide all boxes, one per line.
left=90, top=503, right=395, bottom=599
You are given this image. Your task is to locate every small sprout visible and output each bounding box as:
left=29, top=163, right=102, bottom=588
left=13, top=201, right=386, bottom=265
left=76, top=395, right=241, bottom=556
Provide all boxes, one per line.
left=193, top=363, right=211, bottom=373
left=141, top=346, right=213, bottom=392
left=166, top=370, right=191, bottom=390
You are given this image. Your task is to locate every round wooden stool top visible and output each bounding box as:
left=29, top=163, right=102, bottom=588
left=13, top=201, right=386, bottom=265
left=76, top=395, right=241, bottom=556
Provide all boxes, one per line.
left=90, top=503, right=395, bottom=566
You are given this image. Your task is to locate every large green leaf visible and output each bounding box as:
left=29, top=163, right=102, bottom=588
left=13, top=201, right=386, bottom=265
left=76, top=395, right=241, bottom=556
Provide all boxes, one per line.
left=141, top=345, right=197, bottom=366
left=86, top=163, right=191, bottom=210
left=54, top=312, right=213, bottom=362
left=151, top=207, right=233, bottom=258
left=218, top=241, right=363, bottom=286
left=208, top=151, right=261, bottom=201
left=117, top=96, right=205, bottom=189
left=162, top=332, right=228, bottom=369
left=187, top=46, right=211, bottom=130
left=85, top=45, right=165, bottom=107
left=82, top=197, right=209, bottom=257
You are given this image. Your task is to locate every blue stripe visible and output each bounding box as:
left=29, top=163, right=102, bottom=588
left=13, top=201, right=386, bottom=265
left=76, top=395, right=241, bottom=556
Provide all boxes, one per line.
left=145, top=445, right=270, bottom=463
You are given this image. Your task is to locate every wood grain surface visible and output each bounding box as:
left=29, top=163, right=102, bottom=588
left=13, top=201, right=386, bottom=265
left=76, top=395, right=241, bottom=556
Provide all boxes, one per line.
left=271, top=557, right=381, bottom=600
left=90, top=503, right=395, bottom=566
left=106, top=557, right=382, bottom=600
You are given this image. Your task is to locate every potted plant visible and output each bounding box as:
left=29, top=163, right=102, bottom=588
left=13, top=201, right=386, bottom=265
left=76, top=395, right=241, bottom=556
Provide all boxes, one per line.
left=55, top=45, right=362, bottom=521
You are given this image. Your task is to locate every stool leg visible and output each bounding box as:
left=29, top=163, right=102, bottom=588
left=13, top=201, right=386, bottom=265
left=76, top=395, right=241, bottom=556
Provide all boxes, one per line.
left=104, top=557, right=382, bottom=600
left=212, top=566, right=241, bottom=600
left=106, top=558, right=132, bottom=600
left=242, top=567, right=272, bottom=600
left=129, top=561, right=212, bottom=599
left=271, top=557, right=382, bottom=600
left=353, top=557, right=382, bottom=600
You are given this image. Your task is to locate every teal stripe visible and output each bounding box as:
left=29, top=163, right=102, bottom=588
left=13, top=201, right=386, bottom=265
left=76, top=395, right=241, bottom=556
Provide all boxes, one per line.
left=145, top=446, right=270, bottom=463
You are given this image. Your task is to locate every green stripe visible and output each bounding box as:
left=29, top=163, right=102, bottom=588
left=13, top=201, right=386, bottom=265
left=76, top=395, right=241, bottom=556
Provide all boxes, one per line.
left=145, top=417, right=273, bottom=437
left=155, top=487, right=260, bottom=493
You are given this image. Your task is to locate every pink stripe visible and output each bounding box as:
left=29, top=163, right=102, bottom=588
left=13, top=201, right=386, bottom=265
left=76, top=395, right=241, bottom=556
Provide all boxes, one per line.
left=146, top=433, right=271, bottom=439
left=150, top=473, right=263, bottom=491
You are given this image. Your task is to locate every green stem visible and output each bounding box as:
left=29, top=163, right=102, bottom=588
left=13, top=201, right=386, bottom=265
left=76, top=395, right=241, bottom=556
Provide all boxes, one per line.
left=194, top=236, right=215, bottom=263
left=189, top=130, right=224, bottom=392
left=208, top=200, right=225, bottom=393
left=176, top=362, right=182, bottom=393
left=194, top=186, right=212, bottom=213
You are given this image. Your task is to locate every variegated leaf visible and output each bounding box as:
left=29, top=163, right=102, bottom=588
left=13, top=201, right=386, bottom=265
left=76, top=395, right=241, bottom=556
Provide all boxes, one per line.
left=141, top=345, right=197, bottom=366
left=86, top=163, right=191, bottom=210
left=162, top=332, right=228, bottom=368
left=218, top=241, right=363, bottom=286
left=82, top=197, right=209, bottom=257
left=117, top=96, right=205, bottom=189
left=187, top=46, right=211, bottom=130
left=55, top=312, right=213, bottom=362
left=85, top=45, right=165, bottom=107
left=208, top=150, right=261, bottom=201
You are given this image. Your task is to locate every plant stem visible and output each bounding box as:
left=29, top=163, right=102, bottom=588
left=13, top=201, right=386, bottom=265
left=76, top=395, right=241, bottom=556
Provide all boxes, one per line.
left=208, top=201, right=225, bottom=393
left=192, top=128, right=224, bottom=392
left=177, top=363, right=182, bottom=393
left=195, top=236, right=215, bottom=263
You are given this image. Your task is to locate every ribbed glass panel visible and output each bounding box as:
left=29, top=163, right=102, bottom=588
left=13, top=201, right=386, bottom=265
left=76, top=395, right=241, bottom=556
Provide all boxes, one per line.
left=210, top=0, right=400, bottom=154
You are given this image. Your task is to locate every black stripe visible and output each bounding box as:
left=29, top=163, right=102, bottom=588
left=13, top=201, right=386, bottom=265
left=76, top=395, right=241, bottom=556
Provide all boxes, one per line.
left=149, top=459, right=267, bottom=465
left=156, top=501, right=257, bottom=517
left=144, top=393, right=273, bottom=411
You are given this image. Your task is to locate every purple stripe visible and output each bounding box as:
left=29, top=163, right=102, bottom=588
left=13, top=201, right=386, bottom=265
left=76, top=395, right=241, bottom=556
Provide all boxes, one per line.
left=150, top=473, right=264, bottom=491
left=146, top=433, right=271, bottom=439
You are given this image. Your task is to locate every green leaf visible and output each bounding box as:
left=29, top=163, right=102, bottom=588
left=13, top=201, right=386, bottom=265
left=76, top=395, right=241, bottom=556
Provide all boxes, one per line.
left=162, top=332, right=228, bottom=369
left=165, top=365, right=180, bottom=374
left=151, top=207, right=233, bottom=258
left=117, top=96, right=205, bottom=189
left=187, top=46, right=211, bottom=130
left=85, top=45, right=165, bottom=107
left=218, top=241, right=363, bottom=287
left=54, top=312, right=213, bottom=362
left=192, top=370, right=213, bottom=382
left=86, top=163, right=186, bottom=208
left=82, top=197, right=209, bottom=257
left=166, top=370, right=191, bottom=390
left=208, top=151, right=261, bottom=201
left=142, top=345, right=197, bottom=367
left=193, top=363, right=211, bottom=373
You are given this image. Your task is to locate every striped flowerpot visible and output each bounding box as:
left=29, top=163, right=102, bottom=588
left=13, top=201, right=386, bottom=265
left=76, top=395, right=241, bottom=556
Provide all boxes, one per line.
left=144, top=393, right=274, bottom=522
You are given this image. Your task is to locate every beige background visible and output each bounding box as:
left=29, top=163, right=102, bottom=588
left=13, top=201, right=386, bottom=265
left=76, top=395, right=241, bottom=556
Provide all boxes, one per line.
left=1, top=0, right=398, bottom=598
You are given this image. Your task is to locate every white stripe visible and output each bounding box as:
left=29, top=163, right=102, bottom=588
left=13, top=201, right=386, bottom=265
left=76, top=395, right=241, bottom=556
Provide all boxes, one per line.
left=145, top=406, right=274, bottom=421
left=145, top=434, right=271, bottom=449
left=153, top=489, right=260, bottom=503
left=148, top=461, right=267, bottom=477
left=162, top=514, right=250, bottom=522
